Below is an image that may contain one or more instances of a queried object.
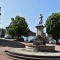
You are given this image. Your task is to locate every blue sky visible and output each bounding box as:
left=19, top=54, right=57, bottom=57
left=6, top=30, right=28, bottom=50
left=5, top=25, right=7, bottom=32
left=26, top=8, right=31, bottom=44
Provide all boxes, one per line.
left=0, top=0, right=60, bottom=33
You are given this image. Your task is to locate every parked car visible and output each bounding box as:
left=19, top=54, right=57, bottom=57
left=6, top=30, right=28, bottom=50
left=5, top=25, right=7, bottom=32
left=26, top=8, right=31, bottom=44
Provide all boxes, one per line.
left=30, top=39, right=33, bottom=43
left=49, top=40, right=56, bottom=44
left=17, top=37, right=24, bottom=42
left=58, top=39, right=60, bottom=44
left=4, top=35, right=12, bottom=39
left=30, top=39, right=36, bottom=43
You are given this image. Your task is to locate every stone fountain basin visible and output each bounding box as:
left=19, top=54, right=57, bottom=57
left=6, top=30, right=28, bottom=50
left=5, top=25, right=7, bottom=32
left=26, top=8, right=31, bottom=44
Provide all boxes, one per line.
left=7, top=48, right=60, bottom=57
left=26, top=45, right=55, bottom=52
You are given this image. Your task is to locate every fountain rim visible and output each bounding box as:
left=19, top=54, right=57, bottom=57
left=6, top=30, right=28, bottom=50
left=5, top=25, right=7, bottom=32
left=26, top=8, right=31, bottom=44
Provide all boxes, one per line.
left=7, top=48, right=60, bottom=57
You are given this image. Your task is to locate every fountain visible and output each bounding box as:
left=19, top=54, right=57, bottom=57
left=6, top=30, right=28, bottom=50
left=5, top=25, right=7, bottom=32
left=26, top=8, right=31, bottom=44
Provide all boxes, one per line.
left=26, top=14, right=55, bottom=52
left=6, top=14, right=60, bottom=60
left=26, top=35, right=55, bottom=52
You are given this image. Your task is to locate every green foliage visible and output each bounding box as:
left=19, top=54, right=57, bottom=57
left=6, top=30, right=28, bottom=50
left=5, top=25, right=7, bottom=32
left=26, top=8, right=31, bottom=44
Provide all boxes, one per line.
left=45, top=13, right=60, bottom=40
left=6, top=16, right=29, bottom=37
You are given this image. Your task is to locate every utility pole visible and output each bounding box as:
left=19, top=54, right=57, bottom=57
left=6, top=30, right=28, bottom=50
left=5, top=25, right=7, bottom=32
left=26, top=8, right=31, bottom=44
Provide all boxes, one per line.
left=0, top=7, right=1, bottom=37
left=0, top=7, right=1, bottom=20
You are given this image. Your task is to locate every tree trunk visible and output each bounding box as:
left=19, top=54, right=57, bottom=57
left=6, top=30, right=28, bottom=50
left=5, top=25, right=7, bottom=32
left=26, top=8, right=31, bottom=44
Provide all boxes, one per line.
left=56, top=39, right=58, bottom=44
left=17, top=36, right=20, bottom=41
left=26, top=37, right=28, bottom=41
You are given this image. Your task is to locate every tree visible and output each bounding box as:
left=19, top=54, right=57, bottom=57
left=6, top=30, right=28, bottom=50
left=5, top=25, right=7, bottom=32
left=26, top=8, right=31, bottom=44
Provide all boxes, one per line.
left=0, top=28, right=5, bottom=38
left=6, top=16, right=29, bottom=40
left=1, top=29, right=5, bottom=38
left=45, top=13, right=60, bottom=44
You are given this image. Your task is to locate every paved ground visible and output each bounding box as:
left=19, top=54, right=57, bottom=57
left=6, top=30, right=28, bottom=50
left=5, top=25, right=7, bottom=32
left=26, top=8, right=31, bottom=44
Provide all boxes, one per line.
left=0, top=38, right=60, bottom=60
left=0, top=47, right=12, bottom=60
left=0, top=39, right=25, bottom=60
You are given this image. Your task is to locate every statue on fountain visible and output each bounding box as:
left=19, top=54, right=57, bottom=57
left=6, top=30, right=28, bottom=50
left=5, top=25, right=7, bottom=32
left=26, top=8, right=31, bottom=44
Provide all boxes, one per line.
left=39, top=14, right=43, bottom=25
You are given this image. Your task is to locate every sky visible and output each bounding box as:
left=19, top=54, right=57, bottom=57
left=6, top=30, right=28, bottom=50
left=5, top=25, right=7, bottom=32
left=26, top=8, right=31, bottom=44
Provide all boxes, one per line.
left=0, top=0, right=60, bottom=33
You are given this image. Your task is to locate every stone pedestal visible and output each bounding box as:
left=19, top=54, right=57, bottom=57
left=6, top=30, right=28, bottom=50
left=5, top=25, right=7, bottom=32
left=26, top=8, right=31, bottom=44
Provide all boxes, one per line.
left=36, top=24, right=44, bottom=36
left=26, top=45, right=55, bottom=52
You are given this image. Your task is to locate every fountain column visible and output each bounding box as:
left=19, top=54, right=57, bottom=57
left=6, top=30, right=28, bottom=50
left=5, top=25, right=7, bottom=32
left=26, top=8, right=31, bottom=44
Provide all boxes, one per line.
left=36, top=14, right=44, bottom=36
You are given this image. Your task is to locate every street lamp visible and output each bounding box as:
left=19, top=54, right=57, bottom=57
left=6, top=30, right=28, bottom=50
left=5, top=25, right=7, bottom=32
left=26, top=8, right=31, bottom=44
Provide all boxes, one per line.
left=0, top=7, right=1, bottom=20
